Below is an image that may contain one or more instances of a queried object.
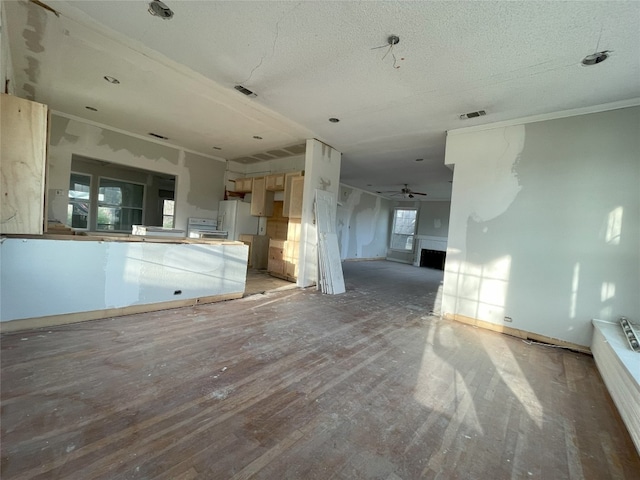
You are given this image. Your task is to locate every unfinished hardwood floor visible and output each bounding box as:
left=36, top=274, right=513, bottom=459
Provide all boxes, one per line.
left=1, top=261, right=638, bottom=479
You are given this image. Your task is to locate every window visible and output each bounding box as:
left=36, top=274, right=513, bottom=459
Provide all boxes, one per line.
left=162, top=199, right=175, bottom=228
left=67, top=173, right=91, bottom=229
left=390, top=208, right=417, bottom=251
left=97, top=178, right=144, bottom=232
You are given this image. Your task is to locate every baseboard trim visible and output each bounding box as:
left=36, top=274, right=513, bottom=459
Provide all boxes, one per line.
left=0, top=293, right=244, bottom=333
left=343, top=257, right=386, bottom=262
left=444, top=313, right=591, bottom=355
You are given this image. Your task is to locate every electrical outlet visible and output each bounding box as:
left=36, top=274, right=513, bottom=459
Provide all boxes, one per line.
left=504, top=316, right=513, bottom=323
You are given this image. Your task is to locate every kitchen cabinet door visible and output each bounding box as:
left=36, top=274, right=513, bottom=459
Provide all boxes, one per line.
left=250, top=177, right=274, bottom=217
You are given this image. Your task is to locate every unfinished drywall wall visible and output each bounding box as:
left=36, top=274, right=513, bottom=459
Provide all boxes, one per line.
left=336, top=185, right=390, bottom=260
left=298, top=139, right=341, bottom=287
left=0, top=238, right=248, bottom=322
left=417, top=201, right=451, bottom=237
left=47, top=114, right=225, bottom=231
left=442, top=106, right=640, bottom=347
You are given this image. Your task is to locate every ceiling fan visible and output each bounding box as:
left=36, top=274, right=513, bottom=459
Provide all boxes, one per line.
left=376, top=184, right=427, bottom=199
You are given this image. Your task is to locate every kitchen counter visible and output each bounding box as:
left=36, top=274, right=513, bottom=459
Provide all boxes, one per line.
left=0, top=235, right=249, bottom=331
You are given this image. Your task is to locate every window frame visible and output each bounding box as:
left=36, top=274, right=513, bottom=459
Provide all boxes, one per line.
left=96, top=176, right=145, bottom=233
left=67, top=172, right=92, bottom=230
left=389, top=207, right=418, bottom=252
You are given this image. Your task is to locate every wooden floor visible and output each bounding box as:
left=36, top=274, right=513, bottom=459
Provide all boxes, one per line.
left=1, top=261, right=638, bottom=479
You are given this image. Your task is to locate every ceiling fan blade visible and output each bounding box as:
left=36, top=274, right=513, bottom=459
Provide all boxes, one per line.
left=411, top=192, right=428, bottom=196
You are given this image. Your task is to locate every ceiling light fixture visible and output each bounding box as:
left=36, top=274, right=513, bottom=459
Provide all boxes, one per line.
left=148, top=0, right=174, bottom=19
left=103, top=76, right=120, bottom=84
left=329, top=118, right=340, bottom=123
left=582, top=51, right=610, bottom=66
left=85, top=106, right=98, bottom=111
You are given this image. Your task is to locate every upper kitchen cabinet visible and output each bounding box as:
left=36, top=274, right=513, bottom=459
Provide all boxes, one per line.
left=250, top=177, right=274, bottom=217
left=234, top=177, right=253, bottom=193
left=0, top=94, right=49, bottom=234
left=265, top=173, right=285, bottom=191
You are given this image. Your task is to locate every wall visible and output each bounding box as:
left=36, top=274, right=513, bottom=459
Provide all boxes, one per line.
left=47, top=114, right=226, bottom=231
left=336, top=185, right=391, bottom=260
left=442, top=106, right=640, bottom=347
left=298, top=139, right=341, bottom=287
left=0, top=238, right=248, bottom=323
left=417, top=201, right=450, bottom=237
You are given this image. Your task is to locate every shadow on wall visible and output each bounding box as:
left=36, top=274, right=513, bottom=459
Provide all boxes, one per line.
left=442, top=108, right=640, bottom=347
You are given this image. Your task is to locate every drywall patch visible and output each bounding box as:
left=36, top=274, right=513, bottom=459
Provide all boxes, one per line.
left=49, top=116, right=79, bottom=146
left=22, top=2, right=45, bottom=53
left=24, top=56, right=40, bottom=83
left=97, top=130, right=179, bottom=164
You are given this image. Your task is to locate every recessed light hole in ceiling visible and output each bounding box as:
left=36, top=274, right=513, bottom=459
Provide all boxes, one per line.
left=415, top=158, right=424, bottom=162
left=253, top=136, right=263, bottom=140
left=329, top=118, right=340, bottom=123
left=85, top=106, right=98, bottom=111
left=582, top=51, right=610, bottom=66
left=148, top=0, right=174, bottom=20
left=103, top=76, right=120, bottom=84
left=213, top=146, right=222, bottom=150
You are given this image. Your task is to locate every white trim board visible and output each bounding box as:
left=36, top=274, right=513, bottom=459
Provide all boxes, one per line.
left=447, top=98, right=640, bottom=138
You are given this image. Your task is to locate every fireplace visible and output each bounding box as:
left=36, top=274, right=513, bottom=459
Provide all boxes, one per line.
left=420, top=249, right=446, bottom=270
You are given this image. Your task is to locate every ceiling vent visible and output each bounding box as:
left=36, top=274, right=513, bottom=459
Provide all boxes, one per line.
left=234, top=85, right=257, bottom=97
left=459, top=110, right=486, bottom=120
left=148, top=132, right=169, bottom=140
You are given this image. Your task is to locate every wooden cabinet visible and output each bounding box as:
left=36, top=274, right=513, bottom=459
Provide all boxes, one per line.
left=250, top=177, right=274, bottom=217
left=0, top=94, right=48, bottom=234
left=234, top=177, right=253, bottom=193
left=268, top=217, right=301, bottom=281
left=268, top=239, right=286, bottom=277
left=288, top=176, right=305, bottom=219
left=239, top=234, right=269, bottom=269
left=265, top=173, right=285, bottom=191
left=283, top=171, right=303, bottom=218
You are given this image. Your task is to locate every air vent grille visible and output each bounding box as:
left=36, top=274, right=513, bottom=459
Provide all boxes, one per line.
left=234, top=85, right=257, bottom=97
left=459, top=110, right=486, bottom=120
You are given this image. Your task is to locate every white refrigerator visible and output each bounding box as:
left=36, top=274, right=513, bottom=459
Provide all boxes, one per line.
left=217, top=200, right=259, bottom=241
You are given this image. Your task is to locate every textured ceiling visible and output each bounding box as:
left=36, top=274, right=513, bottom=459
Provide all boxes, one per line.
left=4, top=0, right=640, bottom=201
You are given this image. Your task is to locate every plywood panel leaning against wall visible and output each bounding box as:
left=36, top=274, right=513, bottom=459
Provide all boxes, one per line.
left=0, top=94, right=48, bottom=234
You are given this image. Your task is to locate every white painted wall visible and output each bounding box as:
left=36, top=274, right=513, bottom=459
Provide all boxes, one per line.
left=336, top=184, right=390, bottom=260
left=442, top=106, right=640, bottom=347
left=47, top=114, right=226, bottom=231
left=0, top=238, right=248, bottom=322
left=417, top=201, right=450, bottom=237
left=298, top=139, right=341, bottom=287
